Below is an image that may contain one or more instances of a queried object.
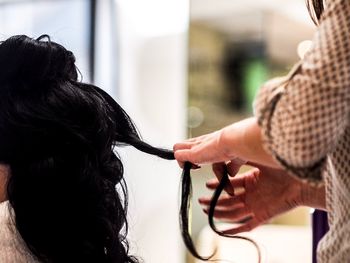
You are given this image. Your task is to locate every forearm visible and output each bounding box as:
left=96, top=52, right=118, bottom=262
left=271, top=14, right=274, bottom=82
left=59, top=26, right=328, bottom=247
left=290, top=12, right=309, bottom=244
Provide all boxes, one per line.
left=219, top=117, right=281, bottom=168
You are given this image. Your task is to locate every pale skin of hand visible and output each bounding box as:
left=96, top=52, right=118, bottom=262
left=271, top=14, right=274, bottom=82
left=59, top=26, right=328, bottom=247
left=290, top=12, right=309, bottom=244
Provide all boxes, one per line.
left=174, top=117, right=280, bottom=169
left=173, top=117, right=326, bottom=234
left=198, top=162, right=326, bottom=235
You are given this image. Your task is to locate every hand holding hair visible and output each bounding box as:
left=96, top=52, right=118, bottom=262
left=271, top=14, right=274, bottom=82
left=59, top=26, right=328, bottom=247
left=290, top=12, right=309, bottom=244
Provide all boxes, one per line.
left=174, top=117, right=280, bottom=169
left=199, top=162, right=325, bottom=235
left=173, top=130, right=234, bottom=167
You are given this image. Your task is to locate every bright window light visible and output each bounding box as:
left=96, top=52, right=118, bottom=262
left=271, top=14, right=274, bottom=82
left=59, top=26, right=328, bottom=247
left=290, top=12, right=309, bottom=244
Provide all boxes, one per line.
left=118, top=0, right=189, bottom=37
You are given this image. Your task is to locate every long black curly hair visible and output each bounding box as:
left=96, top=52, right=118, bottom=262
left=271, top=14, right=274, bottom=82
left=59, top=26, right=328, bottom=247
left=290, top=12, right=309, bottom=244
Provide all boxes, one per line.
left=0, top=35, right=174, bottom=263
left=0, top=34, right=262, bottom=263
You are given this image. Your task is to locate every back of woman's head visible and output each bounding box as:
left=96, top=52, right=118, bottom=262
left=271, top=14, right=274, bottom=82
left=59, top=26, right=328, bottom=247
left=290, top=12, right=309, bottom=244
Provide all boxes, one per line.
left=0, top=35, right=173, bottom=263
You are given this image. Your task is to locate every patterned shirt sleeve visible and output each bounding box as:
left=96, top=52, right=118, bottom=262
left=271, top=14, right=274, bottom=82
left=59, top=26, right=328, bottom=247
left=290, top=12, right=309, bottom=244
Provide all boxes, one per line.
left=254, top=0, right=350, bottom=182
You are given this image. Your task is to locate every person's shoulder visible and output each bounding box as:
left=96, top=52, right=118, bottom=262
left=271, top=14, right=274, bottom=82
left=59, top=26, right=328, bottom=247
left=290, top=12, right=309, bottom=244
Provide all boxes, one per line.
left=0, top=201, right=40, bottom=263
left=0, top=200, right=11, bottom=226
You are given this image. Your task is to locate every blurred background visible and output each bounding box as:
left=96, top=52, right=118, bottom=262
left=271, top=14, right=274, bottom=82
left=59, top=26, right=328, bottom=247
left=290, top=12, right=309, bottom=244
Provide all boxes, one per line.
left=0, top=0, right=316, bottom=262
left=188, top=1, right=316, bottom=262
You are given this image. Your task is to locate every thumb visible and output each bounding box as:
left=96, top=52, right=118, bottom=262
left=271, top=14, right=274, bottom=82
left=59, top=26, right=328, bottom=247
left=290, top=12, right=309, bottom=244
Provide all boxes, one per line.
left=227, top=158, right=246, bottom=177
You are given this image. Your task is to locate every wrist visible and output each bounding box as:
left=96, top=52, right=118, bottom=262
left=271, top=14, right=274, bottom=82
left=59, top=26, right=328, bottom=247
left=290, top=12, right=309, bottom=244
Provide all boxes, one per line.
left=300, top=182, right=326, bottom=210
left=218, top=121, right=246, bottom=160
left=218, top=117, right=282, bottom=168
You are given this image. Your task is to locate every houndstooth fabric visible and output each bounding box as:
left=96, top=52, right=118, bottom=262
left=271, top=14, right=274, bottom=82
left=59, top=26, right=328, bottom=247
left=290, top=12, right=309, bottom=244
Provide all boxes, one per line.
left=254, top=0, right=350, bottom=262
